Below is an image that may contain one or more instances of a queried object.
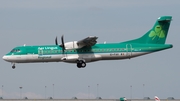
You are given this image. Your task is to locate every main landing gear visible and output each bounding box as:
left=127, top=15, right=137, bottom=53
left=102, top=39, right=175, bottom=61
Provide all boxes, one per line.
left=12, top=63, right=15, bottom=69
left=77, top=60, right=86, bottom=68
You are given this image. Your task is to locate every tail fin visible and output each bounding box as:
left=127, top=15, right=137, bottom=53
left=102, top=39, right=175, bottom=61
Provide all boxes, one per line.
left=155, top=96, right=160, bottom=101
left=123, top=16, right=172, bottom=44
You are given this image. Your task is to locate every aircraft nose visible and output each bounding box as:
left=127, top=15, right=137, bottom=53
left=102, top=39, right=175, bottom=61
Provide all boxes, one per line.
left=2, top=55, right=8, bottom=61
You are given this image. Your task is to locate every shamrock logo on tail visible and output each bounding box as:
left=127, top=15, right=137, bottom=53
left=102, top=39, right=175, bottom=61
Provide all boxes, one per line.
left=149, top=25, right=165, bottom=40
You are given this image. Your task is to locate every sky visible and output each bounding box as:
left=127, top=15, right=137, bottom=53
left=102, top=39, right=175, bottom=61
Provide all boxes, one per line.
left=0, top=0, right=180, bottom=99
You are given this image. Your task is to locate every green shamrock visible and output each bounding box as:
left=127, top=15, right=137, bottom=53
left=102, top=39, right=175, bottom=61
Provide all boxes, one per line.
left=149, top=25, right=165, bottom=40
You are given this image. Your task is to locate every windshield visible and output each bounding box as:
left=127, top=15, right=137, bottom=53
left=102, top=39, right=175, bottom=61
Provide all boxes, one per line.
left=10, top=49, right=20, bottom=53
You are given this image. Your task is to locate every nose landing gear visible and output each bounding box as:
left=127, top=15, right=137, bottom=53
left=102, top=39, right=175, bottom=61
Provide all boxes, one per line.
left=12, top=63, right=15, bottom=69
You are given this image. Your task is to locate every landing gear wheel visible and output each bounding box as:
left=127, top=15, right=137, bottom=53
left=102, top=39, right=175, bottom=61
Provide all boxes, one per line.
left=81, top=62, right=86, bottom=68
left=12, top=65, right=15, bottom=69
left=12, top=63, right=15, bottom=69
left=76, top=60, right=86, bottom=68
left=77, top=63, right=81, bottom=68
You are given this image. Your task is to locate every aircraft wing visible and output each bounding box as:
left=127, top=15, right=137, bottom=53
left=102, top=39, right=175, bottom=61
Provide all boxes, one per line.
left=77, top=36, right=98, bottom=47
left=61, top=36, right=98, bottom=50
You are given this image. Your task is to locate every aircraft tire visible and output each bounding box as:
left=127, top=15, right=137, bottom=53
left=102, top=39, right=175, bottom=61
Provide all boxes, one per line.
left=77, top=60, right=86, bottom=68
left=81, top=62, right=86, bottom=68
left=12, top=65, right=15, bottom=69
left=77, top=63, right=81, bottom=68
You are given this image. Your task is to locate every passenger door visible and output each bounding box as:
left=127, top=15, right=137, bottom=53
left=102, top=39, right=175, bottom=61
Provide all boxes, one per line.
left=126, top=44, right=132, bottom=58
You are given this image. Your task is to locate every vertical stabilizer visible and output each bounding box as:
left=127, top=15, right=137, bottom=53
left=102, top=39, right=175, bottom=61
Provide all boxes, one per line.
left=122, top=16, right=172, bottom=44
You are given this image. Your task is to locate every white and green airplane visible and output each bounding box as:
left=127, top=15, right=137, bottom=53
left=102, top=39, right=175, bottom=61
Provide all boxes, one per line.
left=3, top=16, right=173, bottom=69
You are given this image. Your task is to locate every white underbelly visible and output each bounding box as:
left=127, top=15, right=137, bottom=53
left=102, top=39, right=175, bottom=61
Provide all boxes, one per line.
left=5, top=52, right=150, bottom=63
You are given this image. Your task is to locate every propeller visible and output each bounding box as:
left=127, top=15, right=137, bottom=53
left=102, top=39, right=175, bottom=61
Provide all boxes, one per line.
left=55, top=35, right=65, bottom=54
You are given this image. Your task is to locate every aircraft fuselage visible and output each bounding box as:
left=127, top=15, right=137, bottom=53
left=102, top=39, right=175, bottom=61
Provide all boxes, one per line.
left=3, top=43, right=172, bottom=64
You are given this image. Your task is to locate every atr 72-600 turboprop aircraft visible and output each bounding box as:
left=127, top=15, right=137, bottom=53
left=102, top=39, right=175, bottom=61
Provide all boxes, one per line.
left=3, top=16, right=173, bottom=69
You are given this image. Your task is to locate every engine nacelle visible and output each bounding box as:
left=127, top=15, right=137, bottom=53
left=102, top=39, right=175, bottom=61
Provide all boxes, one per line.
left=64, top=41, right=85, bottom=50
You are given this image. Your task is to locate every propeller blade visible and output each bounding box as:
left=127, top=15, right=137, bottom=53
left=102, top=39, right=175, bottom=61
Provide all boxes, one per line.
left=55, top=36, right=58, bottom=45
left=61, top=35, right=64, bottom=47
left=61, top=35, right=65, bottom=53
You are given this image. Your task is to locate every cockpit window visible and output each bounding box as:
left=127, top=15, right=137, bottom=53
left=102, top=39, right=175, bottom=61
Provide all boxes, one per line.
left=10, top=49, right=15, bottom=52
left=11, top=49, right=20, bottom=53
left=17, top=49, right=20, bottom=52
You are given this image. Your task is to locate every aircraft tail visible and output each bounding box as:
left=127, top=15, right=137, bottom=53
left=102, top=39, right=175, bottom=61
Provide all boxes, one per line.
left=155, top=96, right=160, bottom=101
left=122, top=16, right=172, bottom=44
